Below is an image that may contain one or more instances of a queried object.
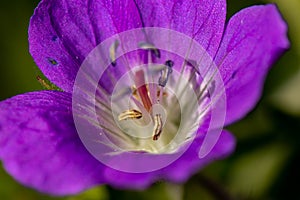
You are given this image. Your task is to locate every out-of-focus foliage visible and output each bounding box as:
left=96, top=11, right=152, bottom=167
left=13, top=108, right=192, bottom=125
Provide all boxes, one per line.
left=0, top=0, right=299, bottom=199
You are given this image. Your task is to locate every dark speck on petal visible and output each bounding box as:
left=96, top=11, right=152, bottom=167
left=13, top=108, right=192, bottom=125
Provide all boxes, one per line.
left=47, top=57, right=59, bottom=66
left=231, top=70, right=237, bottom=79
left=51, top=35, right=58, bottom=42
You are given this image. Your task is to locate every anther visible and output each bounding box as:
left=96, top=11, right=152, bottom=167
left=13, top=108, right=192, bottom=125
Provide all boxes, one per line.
left=152, top=114, right=163, bottom=141
left=165, top=60, right=174, bottom=68
left=158, top=60, right=173, bottom=87
left=118, top=109, right=143, bottom=121
left=109, top=40, right=120, bottom=66
left=138, top=42, right=161, bottom=58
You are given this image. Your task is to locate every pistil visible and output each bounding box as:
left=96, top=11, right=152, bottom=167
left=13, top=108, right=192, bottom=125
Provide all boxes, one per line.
left=134, top=69, right=153, bottom=112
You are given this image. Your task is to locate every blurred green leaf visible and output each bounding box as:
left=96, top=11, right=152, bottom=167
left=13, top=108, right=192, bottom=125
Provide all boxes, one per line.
left=107, top=182, right=182, bottom=200
left=66, top=187, right=108, bottom=200
left=227, top=142, right=291, bottom=199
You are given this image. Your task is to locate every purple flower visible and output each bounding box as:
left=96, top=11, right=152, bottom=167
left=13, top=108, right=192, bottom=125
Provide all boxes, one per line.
left=0, top=0, right=289, bottom=196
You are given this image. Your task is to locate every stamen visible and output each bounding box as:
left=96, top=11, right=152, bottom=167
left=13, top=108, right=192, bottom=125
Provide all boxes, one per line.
left=152, top=114, right=163, bottom=141
left=118, top=109, right=143, bottom=121
left=138, top=42, right=161, bottom=58
left=158, top=60, right=173, bottom=87
left=109, top=40, right=120, bottom=66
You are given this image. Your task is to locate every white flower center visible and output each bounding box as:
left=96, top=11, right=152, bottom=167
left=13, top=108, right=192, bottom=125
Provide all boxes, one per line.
left=97, top=52, right=206, bottom=154
left=72, top=28, right=227, bottom=172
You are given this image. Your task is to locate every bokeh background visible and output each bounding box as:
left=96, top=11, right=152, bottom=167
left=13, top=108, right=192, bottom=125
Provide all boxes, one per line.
left=0, top=0, right=299, bottom=199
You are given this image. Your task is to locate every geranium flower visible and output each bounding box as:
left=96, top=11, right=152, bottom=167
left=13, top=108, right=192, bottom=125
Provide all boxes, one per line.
left=0, top=0, right=288, bottom=196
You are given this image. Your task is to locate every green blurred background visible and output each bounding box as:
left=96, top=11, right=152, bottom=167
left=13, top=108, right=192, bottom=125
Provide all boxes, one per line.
left=0, top=0, right=299, bottom=199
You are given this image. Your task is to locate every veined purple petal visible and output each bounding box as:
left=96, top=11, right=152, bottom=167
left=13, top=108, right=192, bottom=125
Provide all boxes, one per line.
left=29, top=0, right=143, bottom=92
left=215, top=4, right=289, bottom=125
left=0, top=91, right=105, bottom=195
left=134, top=0, right=226, bottom=56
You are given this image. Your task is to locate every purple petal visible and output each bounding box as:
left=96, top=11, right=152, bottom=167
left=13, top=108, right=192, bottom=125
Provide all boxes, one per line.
left=0, top=91, right=105, bottom=195
left=102, top=130, right=235, bottom=189
left=134, top=0, right=226, bottom=56
left=215, top=4, right=289, bottom=125
left=162, top=129, right=235, bottom=183
left=29, top=0, right=143, bottom=92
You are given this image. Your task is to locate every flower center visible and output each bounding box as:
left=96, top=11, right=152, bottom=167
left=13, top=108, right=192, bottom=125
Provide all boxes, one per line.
left=72, top=27, right=227, bottom=172
left=100, top=42, right=205, bottom=154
